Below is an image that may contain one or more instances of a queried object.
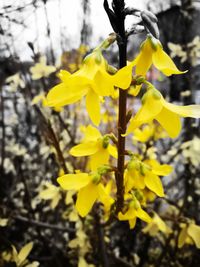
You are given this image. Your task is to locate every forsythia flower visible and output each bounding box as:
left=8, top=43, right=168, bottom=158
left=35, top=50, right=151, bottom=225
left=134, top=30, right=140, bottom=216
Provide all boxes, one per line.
left=30, top=56, right=56, bottom=80
left=57, top=170, right=114, bottom=217
left=70, top=125, right=117, bottom=171
left=135, top=35, right=186, bottom=77
left=127, top=88, right=200, bottom=138
left=46, top=49, right=135, bottom=125
left=133, top=122, right=168, bottom=143
left=124, top=158, right=172, bottom=197
left=178, top=223, right=200, bottom=249
left=142, top=212, right=172, bottom=236
left=132, top=36, right=186, bottom=96
left=118, top=195, right=152, bottom=229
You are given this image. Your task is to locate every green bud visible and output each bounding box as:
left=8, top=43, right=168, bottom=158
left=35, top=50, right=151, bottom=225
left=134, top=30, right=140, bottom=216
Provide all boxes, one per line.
left=127, top=159, right=140, bottom=171
left=129, top=198, right=140, bottom=210
left=97, top=165, right=112, bottom=176
left=134, top=189, right=144, bottom=202
left=102, top=136, right=110, bottom=149
left=92, top=173, right=101, bottom=184
left=135, top=75, right=146, bottom=85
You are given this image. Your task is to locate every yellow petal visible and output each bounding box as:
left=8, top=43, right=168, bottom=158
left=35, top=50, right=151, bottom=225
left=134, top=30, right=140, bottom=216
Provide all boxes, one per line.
left=144, top=172, right=165, bottom=197
left=127, top=90, right=163, bottom=133
left=152, top=47, right=187, bottom=76
left=135, top=39, right=153, bottom=76
left=46, top=83, right=87, bottom=107
left=70, top=142, right=99, bottom=157
left=163, top=101, right=200, bottom=118
left=89, top=149, right=110, bottom=171
left=129, top=218, right=137, bottom=229
left=86, top=89, right=101, bottom=126
left=113, top=62, right=135, bottom=90
left=82, top=125, right=102, bottom=142
left=155, top=106, right=182, bottom=138
left=94, top=70, right=115, bottom=96
left=178, top=226, right=188, bottom=248
left=188, top=223, right=200, bottom=249
left=135, top=208, right=152, bottom=223
left=97, top=183, right=114, bottom=210
left=76, top=183, right=99, bottom=217
left=57, top=173, right=91, bottom=190
left=18, top=242, right=33, bottom=265
left=118, top=208, right=136, bottom=221
left=108, top=144, right=117, bottom=158
left=148, top=160, right=173, bottom=176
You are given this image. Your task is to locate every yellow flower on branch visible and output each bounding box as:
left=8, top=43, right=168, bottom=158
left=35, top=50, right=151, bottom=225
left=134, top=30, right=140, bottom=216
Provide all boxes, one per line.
left=30, top=56, right=56, bottom=80
left=127, top=88, right=200, bottom=138
left=135, top=36, right=186, bottom=77
left=57, top=170, right=114, bottom=217
left=178, top=223, right=200, bottom=249
left=46, top=49, right=135, bottom=125
left=142, top=212, right=172, bottom=236
left=132, top=36, right=186, bottom=95
left=118, top=196, right=152, bottom=229
left=70, top=125, right=117, bottom=171
left=124, top=158, right=172, bottom=197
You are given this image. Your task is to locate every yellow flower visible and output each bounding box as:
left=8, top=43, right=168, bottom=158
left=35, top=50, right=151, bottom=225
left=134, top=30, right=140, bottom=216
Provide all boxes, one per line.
left=178, top=223, right=200, bottom=249
left=118, top=198, right=152, bottom=229
left=127, top=88, right=200, bottom=138
left=46, top=49, right=135, bottom=125
left=30, top=56, right=56, bottom=80
left=39, top=182, right=61, bottom=209
left=142, top=212, right=172, bottom=236
left=133, top=122, right=168, bottom=143
left=133, top=36, right=186, bottom=95
left=124, top=158, right=172, bottom=197
left=135, top=36, right=186, bottom=77
left=57, top=172, right=114, bottom=217
left=70, top=125, right=117, bottom=171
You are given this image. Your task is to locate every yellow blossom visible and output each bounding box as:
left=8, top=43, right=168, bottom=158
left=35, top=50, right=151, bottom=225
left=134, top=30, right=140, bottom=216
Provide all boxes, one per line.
left=46, top=49, right=135, bottom=125
left=124, top=158, right=172, bottom=197
left=127, top=88, right=200, bottom=138
left=178, top=223, right=200, bottom=249
left=133, top=36, right=186, bottom=95
left=70, top=125, right=117, bottom=171
left=30, top=56, right=56, bottom=80
left=133, top=122, right=168, bottom=143
left=57, top=171, right=114, bottom=217
left=142, top=212, right=172, bottom=236
left=118, top=197, right=152, bottom=229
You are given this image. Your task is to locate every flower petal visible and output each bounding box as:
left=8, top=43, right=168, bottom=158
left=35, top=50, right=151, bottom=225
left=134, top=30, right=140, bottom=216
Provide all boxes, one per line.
left=129, top=218, right=137, bottom=229
left=178, top=226, right=188, bottom=248
left=144, top=172, right=165, bottom=197
left=70, top=142, right=99, bottom=157
left=163, top=101, right=200, bottom=118
left=89, top=149, right=110, bottom=171
left=46, top=83, right=87, bottom=107
left=118, top=208, right=136, bottom=221
left=152, top=47, right=187, bottom=76
left=135, top=208, right=152, bottom=223
left=57, top=173, right=90, bottom=190
left=86, top=89, right=101, bottom=126
left=113, top=62, right=135, bottom=90
left=155, top=106, right=182, bottom=138
left=135, top=40, right=153, bottom=76
left=188, top=224, right=200, bottom=249
left=127, top=90, right=163, bottom=133
left=94, top=71, right=115, bottom=96
left=76, top=183, right=99, bottom=217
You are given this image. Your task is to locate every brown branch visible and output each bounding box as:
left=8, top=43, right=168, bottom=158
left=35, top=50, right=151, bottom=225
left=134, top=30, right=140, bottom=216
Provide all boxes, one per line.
left=12, top=215, right=75, bottom=232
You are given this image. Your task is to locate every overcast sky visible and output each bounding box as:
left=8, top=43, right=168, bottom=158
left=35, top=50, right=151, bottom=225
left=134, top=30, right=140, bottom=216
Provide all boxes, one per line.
left=1, top=0, right=148, bottom=61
